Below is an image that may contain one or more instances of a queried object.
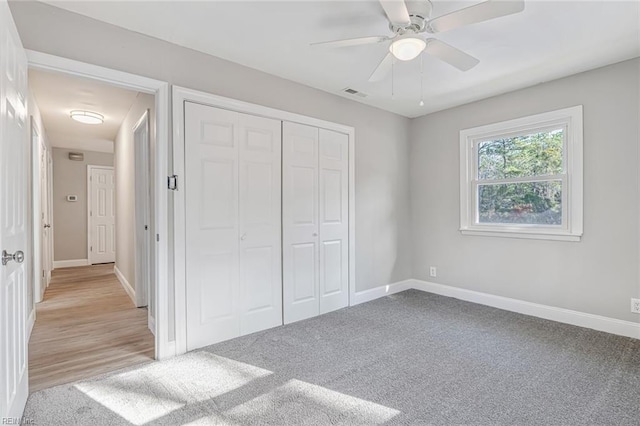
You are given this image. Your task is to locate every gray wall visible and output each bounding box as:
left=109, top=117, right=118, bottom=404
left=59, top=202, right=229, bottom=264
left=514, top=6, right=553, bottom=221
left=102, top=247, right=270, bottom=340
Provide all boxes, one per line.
left=410, top=59, right=640, bottom=323
left=10, top=1, right=413, bottom=292
left=52, top=148, right=114, bottom=261
left=114, top=93, right=156, bottom=315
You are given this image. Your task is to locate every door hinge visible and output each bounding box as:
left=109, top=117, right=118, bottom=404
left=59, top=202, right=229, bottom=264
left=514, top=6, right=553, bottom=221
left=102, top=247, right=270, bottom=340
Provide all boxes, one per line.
left=90, top=246, right=93, bottom=252
left=168, top=175, right=178, bottom=191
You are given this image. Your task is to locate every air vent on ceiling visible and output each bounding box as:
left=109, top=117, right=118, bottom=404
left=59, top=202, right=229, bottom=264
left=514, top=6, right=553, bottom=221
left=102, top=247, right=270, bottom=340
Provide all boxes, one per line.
left=342, top=88, right=367, bottom=98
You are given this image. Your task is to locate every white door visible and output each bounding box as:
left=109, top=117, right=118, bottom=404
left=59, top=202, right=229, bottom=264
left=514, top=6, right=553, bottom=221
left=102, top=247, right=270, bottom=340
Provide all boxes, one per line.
left=238, top=112, right=282, bottom=335
left=318, top=129, right=349, bottom=314
left=0, top=0, right=30, bottom=418
left=134, top=110, right=151, bottom=310
left=41, top=143, right=52, bottom=287
left=185, top=102, right=282, bottom=350
left=88, top=166, right=116, bottom=264
left=283, top=123, right=349, bottom=323
left=283, top=122, right=320, bottom=323
left=38, top=140, right=51, bottom=300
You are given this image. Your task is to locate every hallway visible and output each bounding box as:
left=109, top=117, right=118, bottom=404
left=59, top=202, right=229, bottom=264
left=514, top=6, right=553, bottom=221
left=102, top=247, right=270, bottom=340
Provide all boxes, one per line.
left=29, top=264, right=154, bottom=393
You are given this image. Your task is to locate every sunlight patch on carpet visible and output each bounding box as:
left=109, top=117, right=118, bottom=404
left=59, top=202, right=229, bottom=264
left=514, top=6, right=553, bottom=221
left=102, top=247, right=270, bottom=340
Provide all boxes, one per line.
left=74, top=352, right=273, bottom=425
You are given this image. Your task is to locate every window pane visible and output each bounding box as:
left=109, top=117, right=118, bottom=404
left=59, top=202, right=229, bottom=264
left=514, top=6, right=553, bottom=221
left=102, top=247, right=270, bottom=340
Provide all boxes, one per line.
left=478, top=128, right=563, bottom=180
left=478, top=181, right=562, bottom=225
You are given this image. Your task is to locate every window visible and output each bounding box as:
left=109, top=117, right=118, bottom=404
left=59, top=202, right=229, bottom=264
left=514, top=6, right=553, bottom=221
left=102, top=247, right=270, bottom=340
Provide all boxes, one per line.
left=459, top=106, right=583, bottom=241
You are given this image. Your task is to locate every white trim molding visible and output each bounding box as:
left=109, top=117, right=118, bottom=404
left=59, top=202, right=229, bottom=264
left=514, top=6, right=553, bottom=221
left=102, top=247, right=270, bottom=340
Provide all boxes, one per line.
left=148, top=316, right=156, bottom=336
left=53, top=259, right=88, bottom=269
left=114, top=266, right=136, bottom=305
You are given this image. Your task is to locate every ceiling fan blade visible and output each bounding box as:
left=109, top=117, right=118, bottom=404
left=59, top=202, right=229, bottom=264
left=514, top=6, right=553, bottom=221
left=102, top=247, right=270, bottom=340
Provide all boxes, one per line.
left=311, top=36, right=390, bottom=49
left=427, top=0, right=525, bottom=33
left=379, top=0, right=411, bottom=26
left=424, top=39, right=479, bottom=71
left=369, top=52, right=394, bottom=82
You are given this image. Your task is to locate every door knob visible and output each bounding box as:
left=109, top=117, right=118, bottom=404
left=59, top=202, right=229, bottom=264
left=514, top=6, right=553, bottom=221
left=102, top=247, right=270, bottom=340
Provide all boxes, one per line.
left=2, top=250, right=24, bottom=266
left=312, top=232, right=318, bottom=237
left=240, top=234, right=247, bottom=241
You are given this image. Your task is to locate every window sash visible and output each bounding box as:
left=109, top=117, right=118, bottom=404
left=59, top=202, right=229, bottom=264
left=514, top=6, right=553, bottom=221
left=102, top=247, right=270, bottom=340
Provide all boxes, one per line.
left=472, top=124, right=568, bottom=182
left=471, top=176, right=568, bottom=230
left=469, top=123, right=569, bottom=230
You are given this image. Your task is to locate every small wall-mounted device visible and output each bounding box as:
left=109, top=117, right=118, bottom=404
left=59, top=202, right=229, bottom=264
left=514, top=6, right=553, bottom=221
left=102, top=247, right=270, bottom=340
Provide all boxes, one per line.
left=67, top=195, right=78, bottom=202
left=68, top=152, right=84, bottom=161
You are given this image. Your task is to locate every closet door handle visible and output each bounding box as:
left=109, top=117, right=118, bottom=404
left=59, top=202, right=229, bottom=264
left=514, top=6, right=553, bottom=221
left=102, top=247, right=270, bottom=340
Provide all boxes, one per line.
left=240, top=233, right=247, bottom=241
left=312, top=232, right=318, bottom=237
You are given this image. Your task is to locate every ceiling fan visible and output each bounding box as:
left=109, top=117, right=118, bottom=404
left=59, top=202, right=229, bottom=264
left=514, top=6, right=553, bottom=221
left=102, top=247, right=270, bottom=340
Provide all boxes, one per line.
left=311, top=0, right=525, bottom=82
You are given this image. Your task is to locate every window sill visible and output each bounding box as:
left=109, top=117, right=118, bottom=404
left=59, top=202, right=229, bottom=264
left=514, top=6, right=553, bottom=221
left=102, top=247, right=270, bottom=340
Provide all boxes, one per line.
left=460, top=228, right=582, bottom=242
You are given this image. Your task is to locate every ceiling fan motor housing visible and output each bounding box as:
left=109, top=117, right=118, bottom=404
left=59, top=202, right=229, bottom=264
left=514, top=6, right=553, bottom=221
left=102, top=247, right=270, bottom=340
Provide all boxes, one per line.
left=389, top=0, right=433, bottom=34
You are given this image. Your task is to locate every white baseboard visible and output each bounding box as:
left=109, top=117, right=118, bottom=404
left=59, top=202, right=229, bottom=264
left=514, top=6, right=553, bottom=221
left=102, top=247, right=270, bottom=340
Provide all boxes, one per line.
left=411, top=279, right=640, bottom=340
left=350, top=278, right=640, bottom=340
left=351, top=279, right=414, bottom=306
left=53, top=259, right=88, bottom=269
left=114, top=266, right=136, bottom=305
left=27, top=308, right=35, bottom=340
left=148, top=315, right=156, bottom=336
left=157, top=340, right=176, bottom=361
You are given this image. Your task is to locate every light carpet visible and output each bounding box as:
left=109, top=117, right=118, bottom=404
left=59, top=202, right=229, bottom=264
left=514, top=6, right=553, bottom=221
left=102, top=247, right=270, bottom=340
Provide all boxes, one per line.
left=24, top=290, right=640, bottom=425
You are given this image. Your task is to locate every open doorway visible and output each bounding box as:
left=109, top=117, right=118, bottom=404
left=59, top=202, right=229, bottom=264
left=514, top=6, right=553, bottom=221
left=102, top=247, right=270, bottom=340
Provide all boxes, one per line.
left=28, top=68, right=157, bottom=392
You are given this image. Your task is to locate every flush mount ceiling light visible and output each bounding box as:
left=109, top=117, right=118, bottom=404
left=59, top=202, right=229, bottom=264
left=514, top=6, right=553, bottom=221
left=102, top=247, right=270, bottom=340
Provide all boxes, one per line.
left=389, top=35, right=426, bottom=61
left=70, top=110, right=104, bottom=125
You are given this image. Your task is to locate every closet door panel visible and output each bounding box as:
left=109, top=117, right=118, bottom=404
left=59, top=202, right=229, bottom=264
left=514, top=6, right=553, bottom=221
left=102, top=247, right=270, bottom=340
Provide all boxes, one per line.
left=283, top=122, right=320, bottom=323
left=185, top=102, right=240, bottom=350
left=319, top=129, right=349, bottom=314
left=239, top=113, right=283, bottom=335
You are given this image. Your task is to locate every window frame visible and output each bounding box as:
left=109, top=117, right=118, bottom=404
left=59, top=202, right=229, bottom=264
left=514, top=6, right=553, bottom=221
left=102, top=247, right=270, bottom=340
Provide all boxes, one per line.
left=459, top=106, right=583, bottom=242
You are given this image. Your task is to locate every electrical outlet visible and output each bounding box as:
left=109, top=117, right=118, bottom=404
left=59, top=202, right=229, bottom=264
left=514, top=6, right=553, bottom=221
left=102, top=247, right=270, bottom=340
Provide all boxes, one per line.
left=429, top=266, right=437, bottom=278
left=631, top=298, right=640, bottom=314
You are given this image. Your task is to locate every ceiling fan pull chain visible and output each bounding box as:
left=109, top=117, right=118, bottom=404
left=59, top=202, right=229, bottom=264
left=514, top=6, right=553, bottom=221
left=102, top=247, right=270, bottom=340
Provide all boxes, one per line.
left=391, top=56, right=395, bottom=99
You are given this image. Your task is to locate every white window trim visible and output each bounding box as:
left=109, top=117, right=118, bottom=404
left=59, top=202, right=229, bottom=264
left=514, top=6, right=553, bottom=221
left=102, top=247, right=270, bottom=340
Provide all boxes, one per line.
left=459, top=105, right=583, bottom=242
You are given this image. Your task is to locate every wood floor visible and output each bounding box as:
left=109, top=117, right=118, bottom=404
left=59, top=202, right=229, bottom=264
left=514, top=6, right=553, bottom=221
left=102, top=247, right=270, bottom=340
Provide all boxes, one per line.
left=29, top=264, right=154, bottom=393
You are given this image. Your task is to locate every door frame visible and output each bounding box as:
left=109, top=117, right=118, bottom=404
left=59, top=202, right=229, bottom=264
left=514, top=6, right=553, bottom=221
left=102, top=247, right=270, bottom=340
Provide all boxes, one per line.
left=133, top=109, right=152, bottom=316
left=172, top=86, right=356, bottom=356
left=27, top=50, right=173, bottom=359
left=87, top=165, right=115, bottom=265
left=30, top=117, right=42, bottom=307
left=30, top=119, right=52, bottom=304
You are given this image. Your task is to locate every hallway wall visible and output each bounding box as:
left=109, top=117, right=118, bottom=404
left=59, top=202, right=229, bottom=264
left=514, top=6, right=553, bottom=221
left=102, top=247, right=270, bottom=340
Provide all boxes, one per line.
left=114, top=93, right=155, bottom=307
left=52, top=148, right=113, bottom=263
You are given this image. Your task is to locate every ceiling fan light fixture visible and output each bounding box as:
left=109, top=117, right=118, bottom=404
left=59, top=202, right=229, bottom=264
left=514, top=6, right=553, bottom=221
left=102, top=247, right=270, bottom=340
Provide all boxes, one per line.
left=70, top=110, right=104, bottom=125
left=389, top=36, right=426, bottom=61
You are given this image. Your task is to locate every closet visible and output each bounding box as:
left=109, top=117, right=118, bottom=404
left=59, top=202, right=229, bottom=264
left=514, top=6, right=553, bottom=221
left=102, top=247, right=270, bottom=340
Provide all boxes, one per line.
left=282, top=122, right=349, bottom=324
left=183, top=101, right=350, bottom=351
left=184, top=102, right=283, bottom=351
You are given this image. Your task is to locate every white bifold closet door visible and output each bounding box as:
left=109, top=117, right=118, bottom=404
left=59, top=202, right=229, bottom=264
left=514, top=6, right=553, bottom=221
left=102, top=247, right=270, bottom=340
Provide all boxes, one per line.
left=283, top=122, right=349, bottom=324
left=185, top=101, right=282, bottom=351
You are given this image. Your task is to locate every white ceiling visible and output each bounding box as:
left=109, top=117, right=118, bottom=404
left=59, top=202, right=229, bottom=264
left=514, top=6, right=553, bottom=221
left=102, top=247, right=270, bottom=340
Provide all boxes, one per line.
left=41, top=0, right=640, bottom=118
left=29, top=68, right=139, bottom=153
